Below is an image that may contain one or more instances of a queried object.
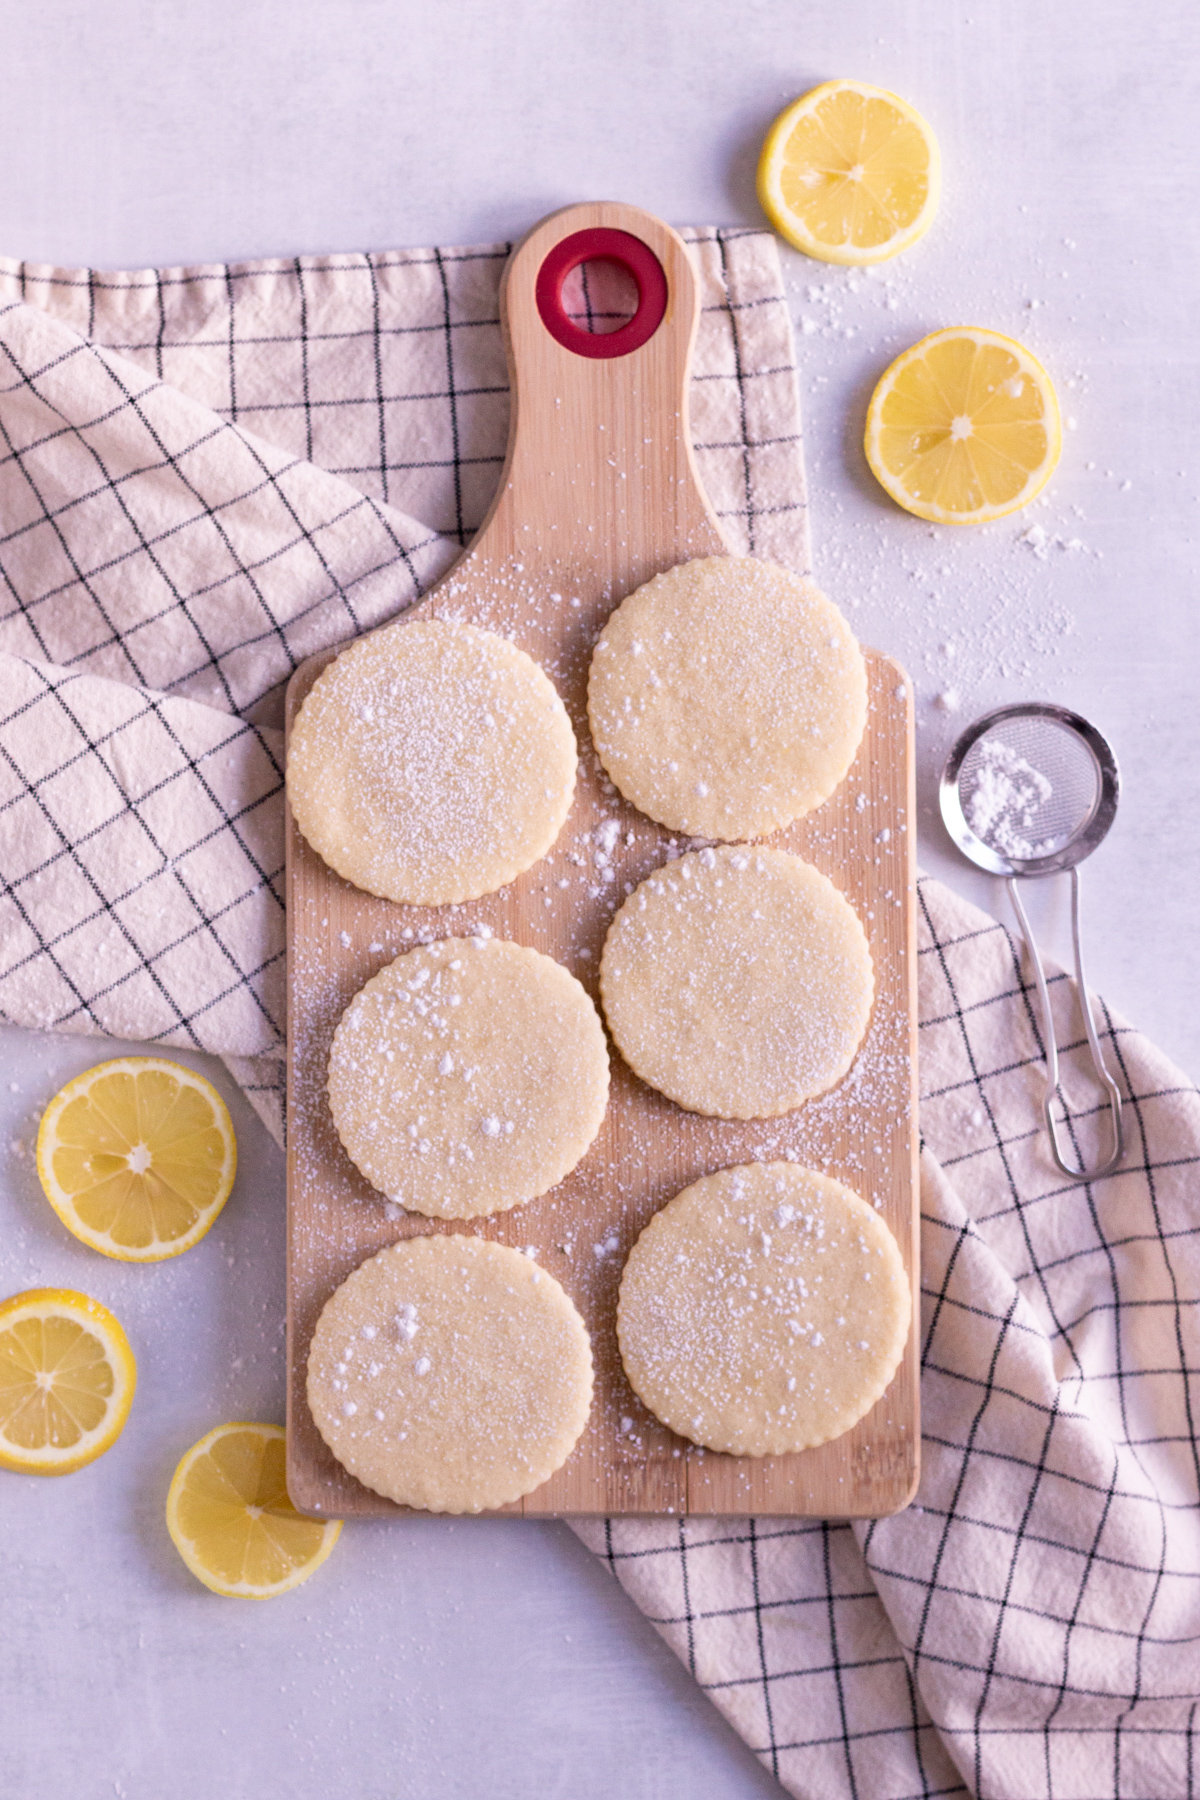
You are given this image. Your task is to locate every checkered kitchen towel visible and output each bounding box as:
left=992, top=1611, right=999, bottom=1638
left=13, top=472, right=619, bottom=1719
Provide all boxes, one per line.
left=1, top=232, right=1197, bottom=1799
left=0, top=231, right=806, bottom=1139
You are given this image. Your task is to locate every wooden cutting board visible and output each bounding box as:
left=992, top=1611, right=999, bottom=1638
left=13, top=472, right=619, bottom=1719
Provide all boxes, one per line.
left=285, top=201, right=919, bottom=1520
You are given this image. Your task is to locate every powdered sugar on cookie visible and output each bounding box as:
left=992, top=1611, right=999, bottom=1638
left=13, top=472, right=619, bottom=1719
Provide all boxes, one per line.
left=327, top=937, right=609, bottom=1218
left=599, top=845, right=873, bottom=1119
left=616, top=1162, right=909, bottom=1456
left=587, top=557, right=866, bottom=840
left=288, top=618, right=577, bottom=905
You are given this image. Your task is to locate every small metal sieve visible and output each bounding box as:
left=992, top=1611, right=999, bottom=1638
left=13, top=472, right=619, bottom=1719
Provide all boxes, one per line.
left=939, top=703, right=1123, bottom=1183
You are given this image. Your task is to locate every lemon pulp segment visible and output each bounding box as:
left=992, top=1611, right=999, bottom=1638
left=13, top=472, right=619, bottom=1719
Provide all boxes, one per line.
left=864, top=327, right=1062, bottom=524
left=758, top=79, right=939, bottom=265
left=0, top=1288, right=136, bottom=1474
left=37, top=1057, right=236, bottom=1260
left=166, top=1422, right=341, bottom=1598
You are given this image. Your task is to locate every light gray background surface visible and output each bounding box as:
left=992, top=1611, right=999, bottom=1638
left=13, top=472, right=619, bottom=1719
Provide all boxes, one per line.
left=1, top=3, right=1195, bottom=1797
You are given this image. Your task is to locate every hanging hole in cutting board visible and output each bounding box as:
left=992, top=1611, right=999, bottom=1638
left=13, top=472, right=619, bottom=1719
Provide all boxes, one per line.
left=561, top=258, right=639, bottom=334
left=535, top=227, right=668, bottom=358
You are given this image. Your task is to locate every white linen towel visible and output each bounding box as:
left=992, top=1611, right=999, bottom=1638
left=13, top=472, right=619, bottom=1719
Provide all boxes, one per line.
left=1, top=230, right=1196, bottom=1799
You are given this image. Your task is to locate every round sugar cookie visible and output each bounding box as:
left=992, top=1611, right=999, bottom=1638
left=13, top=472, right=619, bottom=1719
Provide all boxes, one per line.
left=587, top=556, right=866, bottom=839
left=307, top=1235, right=593, bottom=1512
left=617, top=1163, right=910, bottom=1456
left=600, top=845, right=872, bottom=1118
left=287, top=618, right=577, bottom=905
left=328, top=937, right=609, bottom=1218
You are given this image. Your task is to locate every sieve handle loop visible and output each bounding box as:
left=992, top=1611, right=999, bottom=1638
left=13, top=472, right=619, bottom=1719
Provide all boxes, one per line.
left=1007, top=868, right=1124, bottom=1184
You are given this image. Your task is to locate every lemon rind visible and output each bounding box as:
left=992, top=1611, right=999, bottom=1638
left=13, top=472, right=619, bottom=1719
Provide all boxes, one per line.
left=863, top=326, right=1063, bottom=525
left=35, top=1056, right=237, bottom=1264
left=0, top=1287, right=137, bottom=1475
left=757, top=78, right=941, bottom=267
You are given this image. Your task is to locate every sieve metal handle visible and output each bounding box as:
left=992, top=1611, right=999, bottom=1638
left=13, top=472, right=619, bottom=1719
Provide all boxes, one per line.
left=1007, top=867, right=1124, bottom=1183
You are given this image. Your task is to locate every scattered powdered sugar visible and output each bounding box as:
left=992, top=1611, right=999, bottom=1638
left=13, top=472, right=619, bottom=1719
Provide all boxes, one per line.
left=324, top=936, right=608, bottom=1218
left=1021, top=524, right=1088, bottom=561
left=395, top=1305, right=419, bottom=1341
left=616, top=1166, right=908, bottom=1454
left=288, top=619, right=576, bottom=905
left=288, top=537, right=919, bottom=1486
left=600, top=845, right=872, bottom=1117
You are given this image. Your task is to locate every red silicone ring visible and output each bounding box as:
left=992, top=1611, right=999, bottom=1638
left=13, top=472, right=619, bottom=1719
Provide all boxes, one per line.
left=534, top=227, right=668, bottom=360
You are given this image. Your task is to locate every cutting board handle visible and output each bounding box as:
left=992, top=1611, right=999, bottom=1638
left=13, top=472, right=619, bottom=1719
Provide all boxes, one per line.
left=532, top=224, right=669, bottom=359
left=464, top=202, right=730, bottom=584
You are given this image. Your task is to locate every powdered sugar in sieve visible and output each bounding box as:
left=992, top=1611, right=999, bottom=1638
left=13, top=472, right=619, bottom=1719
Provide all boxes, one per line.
left=939, top=704, right=1123, bottom=1183
left=943, top=706, right=1115, bottom=877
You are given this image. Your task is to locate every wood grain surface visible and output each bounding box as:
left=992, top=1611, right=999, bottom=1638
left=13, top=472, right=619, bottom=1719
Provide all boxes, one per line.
left=285, top=202, right=919, bottom=1520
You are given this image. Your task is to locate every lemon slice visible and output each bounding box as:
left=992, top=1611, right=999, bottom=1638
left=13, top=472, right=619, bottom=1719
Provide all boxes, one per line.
left=757, top=79, right=940, bottom=265
left=864, top=327, right=1062, bottom=524
left=36, top=1057, right=237, bottom=1262
left=166, top=1422, right=342, bottom=1598
left=0, top=1288, right=136, bottom=1474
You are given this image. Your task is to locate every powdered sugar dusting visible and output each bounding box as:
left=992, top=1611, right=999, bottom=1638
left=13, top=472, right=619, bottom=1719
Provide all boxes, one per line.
left=965, top=739, right=1056, bottom=860
left=616, top=1163, right=910, bottom=1456
left=287, top=618, right=577, bottom=905
left=325, top=936, right=609, bottom=1221
left=600, top=844, right=873, bottom=1119
left=287, top=566, right=917, bottom=1510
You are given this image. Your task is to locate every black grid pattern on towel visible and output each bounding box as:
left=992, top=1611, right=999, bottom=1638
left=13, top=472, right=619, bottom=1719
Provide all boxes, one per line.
left=0, top=297, right=457, bottom=725
left=0, top=228, right=810, bottom=571
left=577, top=878, right=1200, bottom=1800
left=0, top=226, right=809, bottom=1149
left=2, top=224, right=1197, bottom=1799
left=0, top=653, right=285, bottom=1060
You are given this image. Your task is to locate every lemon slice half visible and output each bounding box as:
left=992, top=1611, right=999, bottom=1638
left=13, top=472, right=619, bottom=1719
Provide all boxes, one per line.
left=0, top=1288, right=137, bottom=1474
left=166, top=1422, right=342, bottom=1598
left=37, top=1057, right=236, bottom=1262
left=758, top=79, right=940, bottom=265
left=864, top=327, right=1062, bottom=524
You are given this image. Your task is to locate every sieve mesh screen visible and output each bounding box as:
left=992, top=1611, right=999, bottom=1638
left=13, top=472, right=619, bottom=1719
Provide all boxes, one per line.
left=959, top=716, right=1100, bottom=859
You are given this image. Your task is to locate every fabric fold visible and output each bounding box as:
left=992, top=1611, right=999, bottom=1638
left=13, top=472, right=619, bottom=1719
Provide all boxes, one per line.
left=0, top=227, right=810, bottom=1145
left=0, top=298, right=460, bottom=726
left=0, top=649, right=286, bottom=1060
left=1, top=227, right=1196, bottom=1800
left=574, top=880, right=1200, bottom=1800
